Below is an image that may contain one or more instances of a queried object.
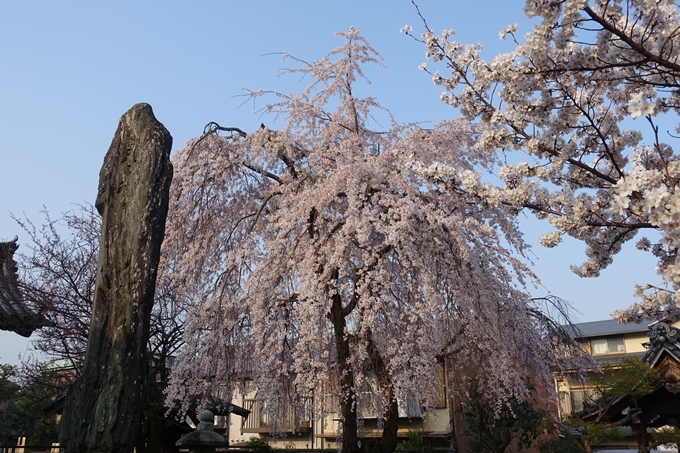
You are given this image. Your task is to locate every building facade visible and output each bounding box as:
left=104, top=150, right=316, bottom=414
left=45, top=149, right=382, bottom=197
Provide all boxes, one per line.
left=556, top=319, right=680, bottom=451
left=225, top=366, right=455, bottom=451
left=556, top=319, right=654, bottom=417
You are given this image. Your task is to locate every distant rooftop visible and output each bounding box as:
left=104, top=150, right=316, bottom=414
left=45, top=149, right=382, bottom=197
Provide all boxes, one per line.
left=570, top=319, right=652, bottom=338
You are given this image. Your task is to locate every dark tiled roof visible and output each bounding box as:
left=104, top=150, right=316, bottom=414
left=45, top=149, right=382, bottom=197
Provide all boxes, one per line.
left=0, top=237, right=47, bottom=337
left=570, top=319, right=651, bottom=338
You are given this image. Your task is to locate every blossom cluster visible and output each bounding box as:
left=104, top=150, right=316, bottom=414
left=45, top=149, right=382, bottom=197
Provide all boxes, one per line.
left=410, top=0, right=680, bottom=322
left=162, top=28, right=590, bottom=434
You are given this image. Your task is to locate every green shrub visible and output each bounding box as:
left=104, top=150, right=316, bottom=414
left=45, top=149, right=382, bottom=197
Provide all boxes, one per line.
left=244, top=436, right=272, bottom=451
left=397, top=430, right=423, bottom=451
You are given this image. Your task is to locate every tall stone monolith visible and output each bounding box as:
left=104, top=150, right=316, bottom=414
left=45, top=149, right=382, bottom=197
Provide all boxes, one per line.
left=60, top=103, right=173, bottom=453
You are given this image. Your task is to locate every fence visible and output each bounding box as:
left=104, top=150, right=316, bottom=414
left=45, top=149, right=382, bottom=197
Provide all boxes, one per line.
left=0, top=446, right=453, bottom=453
left=183, top=450, right=454, bottom=453
left=241, top=399, right=312, bottom=433
left=0, top=448, right=62, bottom=453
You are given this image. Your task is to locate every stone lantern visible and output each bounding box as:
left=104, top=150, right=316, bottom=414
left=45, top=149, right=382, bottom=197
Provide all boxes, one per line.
left=176, top=410, right=229, bottom=453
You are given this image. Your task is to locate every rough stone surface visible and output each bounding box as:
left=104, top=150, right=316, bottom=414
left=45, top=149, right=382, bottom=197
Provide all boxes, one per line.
left=59, top=103, right=173, bottom=453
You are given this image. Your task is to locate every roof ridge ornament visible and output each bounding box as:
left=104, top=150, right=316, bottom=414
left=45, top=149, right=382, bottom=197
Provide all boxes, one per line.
left=648, top=322, right=678, bottom=345
left=0, top=236, right=50, bottom=337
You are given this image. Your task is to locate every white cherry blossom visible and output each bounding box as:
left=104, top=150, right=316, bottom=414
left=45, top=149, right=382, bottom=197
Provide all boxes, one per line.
left=411, top=0, right=680, bottom=323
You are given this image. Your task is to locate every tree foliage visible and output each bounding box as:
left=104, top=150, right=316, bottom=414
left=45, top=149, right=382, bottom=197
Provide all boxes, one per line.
left=461, top=379, right=551, bottom=453
left=0, top=364, right=19, bottom=406
left=407, top=0, right=680, bottom=321
left=243, top=436, right=273, bottom=452
left=396, top=430, right=423, bottom=451
left=560, top=359, right=658, bottom=453
left=649, top=425, right=680, bottom=452
left=0, top=364, right=59, bottom=447
left=537, top=435, right=583, bottom=453
left=0, top=363, right=20, bottom=445
left=163, top=27, right=589, bottom=453
left=12, top=205, right=98, bottom=372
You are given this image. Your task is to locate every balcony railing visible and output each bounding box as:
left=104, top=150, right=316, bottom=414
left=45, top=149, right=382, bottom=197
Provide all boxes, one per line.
left=242, top=398, right=311, bottom=433
left=325, top=393, right=422, bottom=419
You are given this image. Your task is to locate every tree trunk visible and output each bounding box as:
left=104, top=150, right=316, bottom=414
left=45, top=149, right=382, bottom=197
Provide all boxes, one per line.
left=330, top=291, right=358, bottom=453
left=636, top=424, right=649, bottom=453
left=59, top=103, right=173, bottom=453
left=579, top=438, right=593, bottom=453
left=494, top=436, right=511, bottom=453
left=367, top=395, right=399, bottom=453
left=366, top=332, right=399, bottom=453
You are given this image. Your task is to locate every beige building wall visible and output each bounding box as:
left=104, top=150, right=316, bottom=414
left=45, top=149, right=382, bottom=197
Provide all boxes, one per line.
left=556, top=320, right=680, bottom=418
left=622, top=332, right=649, bottom=354
left=422, top=407, right=450, bottom=434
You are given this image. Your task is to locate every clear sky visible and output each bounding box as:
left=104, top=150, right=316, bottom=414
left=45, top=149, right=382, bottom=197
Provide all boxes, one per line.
left=0, top=1, right=661, bottom=365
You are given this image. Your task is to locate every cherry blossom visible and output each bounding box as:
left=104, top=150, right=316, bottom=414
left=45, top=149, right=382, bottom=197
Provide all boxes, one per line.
left=408, top=0, right=680, bottom=323
left=163, top=28, right=589, bottom=453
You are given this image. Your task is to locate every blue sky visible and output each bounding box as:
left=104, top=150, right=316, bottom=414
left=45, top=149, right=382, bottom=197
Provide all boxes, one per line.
left=0, top=1, right=660, bottom=364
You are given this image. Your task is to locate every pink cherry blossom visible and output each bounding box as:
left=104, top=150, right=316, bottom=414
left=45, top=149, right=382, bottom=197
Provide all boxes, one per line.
left=162, top=29, right=590, bottom=450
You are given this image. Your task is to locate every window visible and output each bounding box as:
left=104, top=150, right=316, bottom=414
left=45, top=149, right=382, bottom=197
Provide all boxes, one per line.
left=433, top=363, right=447, bottom=409
left=570, top=388, right=596, bottom=413
left=591, top=336, right=625, bottom=354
